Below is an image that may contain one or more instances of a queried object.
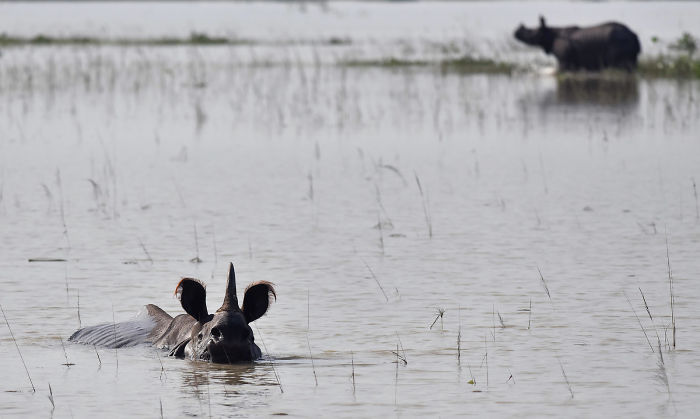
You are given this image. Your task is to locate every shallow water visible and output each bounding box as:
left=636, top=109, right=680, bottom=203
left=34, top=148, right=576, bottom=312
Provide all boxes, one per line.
left=1, top=2, right=700, bottom=418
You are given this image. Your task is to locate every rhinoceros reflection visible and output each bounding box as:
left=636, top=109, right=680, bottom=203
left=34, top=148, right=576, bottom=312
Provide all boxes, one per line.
left=70, top=263, right=276, bottom=363
left=555, top=74, right=639, bottom=106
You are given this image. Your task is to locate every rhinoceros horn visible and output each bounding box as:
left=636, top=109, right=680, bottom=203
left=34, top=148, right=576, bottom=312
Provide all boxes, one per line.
left=218, top=262, right=239, bottom=312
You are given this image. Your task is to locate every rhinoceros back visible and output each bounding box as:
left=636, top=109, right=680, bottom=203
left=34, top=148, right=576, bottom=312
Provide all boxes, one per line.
left=69, top=308, right=157, bottom=348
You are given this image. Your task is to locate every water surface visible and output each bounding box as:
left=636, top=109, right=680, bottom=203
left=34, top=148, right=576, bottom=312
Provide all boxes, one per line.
left=1, top=2, right=700, bottom=418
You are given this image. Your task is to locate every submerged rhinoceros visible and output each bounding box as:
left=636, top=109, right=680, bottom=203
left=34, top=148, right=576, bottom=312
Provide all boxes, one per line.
left=514, top=16, right=641, bottom=72
left=70, top=263, right=275, bottom=363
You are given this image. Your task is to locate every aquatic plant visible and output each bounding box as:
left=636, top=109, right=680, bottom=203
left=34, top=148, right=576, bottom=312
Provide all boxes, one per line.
left=640, top=32, right=700, bottom=78
left=342, top=56, right=515, bottom=75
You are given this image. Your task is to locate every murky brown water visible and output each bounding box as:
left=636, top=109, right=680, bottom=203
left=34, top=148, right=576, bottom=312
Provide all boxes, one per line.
left=1, top=2, right=700, bottom=418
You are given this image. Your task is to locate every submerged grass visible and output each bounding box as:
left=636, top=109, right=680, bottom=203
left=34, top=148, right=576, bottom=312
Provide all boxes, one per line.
left=3, top=24, right=700, bottom=81
left=3, top=31, right=700, bottom=78
left=0, top=32, right=348, bottom=48
left=639, top=55, right=700, bottom=79
left=343, top=56, right=516, bottom=75
left=340, top=55, right=700, bottom=79
left=0, top=33, right=242, bottom=47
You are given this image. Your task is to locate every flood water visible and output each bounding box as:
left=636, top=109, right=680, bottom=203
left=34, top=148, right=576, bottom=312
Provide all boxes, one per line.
left=1, top=2, right=700, bottom=418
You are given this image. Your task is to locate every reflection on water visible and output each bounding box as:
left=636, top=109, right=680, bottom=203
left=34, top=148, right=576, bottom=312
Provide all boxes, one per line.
left=180, top=361, right=275, bottom=389
left=555, top=74, right=640, bottom=106
left=179, top=361, right=278, bottom=413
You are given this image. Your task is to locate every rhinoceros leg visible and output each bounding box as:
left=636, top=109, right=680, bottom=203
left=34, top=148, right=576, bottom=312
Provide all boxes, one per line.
left=168, top=338, right=191, bottom=358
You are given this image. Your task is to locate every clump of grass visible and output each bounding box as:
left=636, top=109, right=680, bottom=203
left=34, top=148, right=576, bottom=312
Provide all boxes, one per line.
left=639, top=56, right=700, bottom=78
left=343, top=57, right=430, bottom=68
left=639, top=32, right=700, bottom=78
left=467, top=364, right=476, bottom=386
left=0, top=32, right=246, bottom=47
left=188, top=32, right=228, bottom=45
left=669, top=32, right=697, bottom=57
left=0, top=33, right=80, bottom=46
left=429, top=307, right=445, bottom=330
left=328, top=37, right=351, bottom=46
left=440, top=56, right=515, bottom=74
left=0, top=32, right=354, bottom=48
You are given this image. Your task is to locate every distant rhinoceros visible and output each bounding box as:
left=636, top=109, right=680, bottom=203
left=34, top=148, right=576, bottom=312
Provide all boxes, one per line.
left=70, top=263, right=276, bottom=363
left=514, top=16, right=641, bottom=72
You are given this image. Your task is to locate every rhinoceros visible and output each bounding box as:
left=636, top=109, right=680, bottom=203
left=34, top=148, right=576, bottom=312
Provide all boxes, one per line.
left=70, top=263, right=275, bottom=363
left=514, top=16, right=641, bottom=72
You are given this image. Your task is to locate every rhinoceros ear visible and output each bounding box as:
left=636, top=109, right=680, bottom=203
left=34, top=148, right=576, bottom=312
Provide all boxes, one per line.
left=241, top=281, right=276, bottom=323
left=175, top=278, right=208, bottom=322
left=539, top=16, right=547, bottom=28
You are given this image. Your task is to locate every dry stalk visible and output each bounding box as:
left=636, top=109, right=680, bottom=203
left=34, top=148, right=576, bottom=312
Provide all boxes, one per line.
left=306, top=290, right=318, bottom=386
left=362, top=259, right=388, bottom=302
left=1, top=304, right=35, bottom=392
left=624, top=290, right=655, bottom=353
left=414, top=172, right=433, bottom=239
left=666, top=234, right=676, bottom=349
left=559, top=359, right=574, bottom=399
left=254, top=325, right=283, bottom=393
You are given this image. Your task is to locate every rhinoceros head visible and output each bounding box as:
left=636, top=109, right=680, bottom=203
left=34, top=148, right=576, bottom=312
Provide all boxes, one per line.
left=514, top=16, right=556, bottom=54
left=174, top=262, right=275, bottom=363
